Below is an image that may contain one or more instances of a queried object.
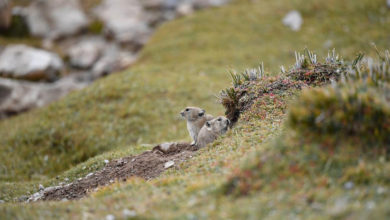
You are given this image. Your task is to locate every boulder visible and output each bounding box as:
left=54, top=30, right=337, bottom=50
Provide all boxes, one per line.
left=0, top=0, right=11, bottom=29
left=26, top=0, right=89, bottom=39
left=94, top=0, right=152, bottom=45
left=67, top=36, right=106, bottom=69
left=0, top=45, right=64, bottom=81
left=0, top=77, right=87, bottom=119
left=91, top=43, right=137, bottom=79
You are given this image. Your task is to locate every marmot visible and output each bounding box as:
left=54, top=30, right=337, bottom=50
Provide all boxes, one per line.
left=180, top=106, right=214, bottom=145
left=196, top=116, right=230, bottom=149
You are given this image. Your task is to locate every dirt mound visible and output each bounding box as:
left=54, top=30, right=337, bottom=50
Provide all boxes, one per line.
left=29, top=143, right=196, bottom=201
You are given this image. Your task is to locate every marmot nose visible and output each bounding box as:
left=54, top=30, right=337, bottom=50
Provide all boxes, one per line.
left=180, top=112, right=184, bottom=116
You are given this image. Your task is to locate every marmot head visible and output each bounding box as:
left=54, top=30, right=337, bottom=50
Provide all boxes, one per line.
left=180, top=107, right=206, bottom=122
left=205, top=116, right=230, bottom=134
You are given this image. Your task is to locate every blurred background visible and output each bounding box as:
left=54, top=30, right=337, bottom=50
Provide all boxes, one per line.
left=0, top=0, right=229, bottom=119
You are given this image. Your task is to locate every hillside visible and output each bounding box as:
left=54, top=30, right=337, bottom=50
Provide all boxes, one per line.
left=1, top=0, right=390, bottom=219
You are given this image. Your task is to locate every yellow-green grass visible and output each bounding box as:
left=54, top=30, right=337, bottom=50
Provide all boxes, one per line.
left=1, top=0, right=390, bottom=218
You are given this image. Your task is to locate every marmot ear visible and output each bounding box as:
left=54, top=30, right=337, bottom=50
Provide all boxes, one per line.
left=198, top=111, right=205, bottom=117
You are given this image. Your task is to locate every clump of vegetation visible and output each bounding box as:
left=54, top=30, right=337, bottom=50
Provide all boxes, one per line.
left=219, top=63, right=305, bottom=124
left=289, top=49, right=390, bottom=149
left=222, top=50, right=390, bottom=198
left=219, top=49, right=353, bottom=125
left=286, top=49, right=348, bottom=86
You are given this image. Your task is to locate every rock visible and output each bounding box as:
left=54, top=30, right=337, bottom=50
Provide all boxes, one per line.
left=91, top=43, right=137, bottom=79
left=105, top=214, right=115, bottom=220
left=176, top=2, right=194, bottom=17
left=344, top=181, right=354, bottom=190
left=0, top=0, right=11, bottom=29
left=0, top=199, right=4, bottom=203
left=0, top=45, right=63, bottom=81
left=67, top=36, right=106, bottom=69
left=164, top=160, right=175, bottom=169
left=192, top=0, right=229, bottom=9
left=104, top=159, right=109, bottom=164
left=94, top=0, right=152, bottom=45
left=26, top=0, right=89, bottom=39
left=39, top=184, right=44, bottom=191
left=122, top=209, right=137, bottom=218
left=0, top=77, right=86, bottom=119
left=282, top=10, right=303, bottom=31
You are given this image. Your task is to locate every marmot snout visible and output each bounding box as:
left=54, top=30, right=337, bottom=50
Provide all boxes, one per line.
left=196, top=116, right=230, bottom=149
left=180, top=106, right=213, bottom=145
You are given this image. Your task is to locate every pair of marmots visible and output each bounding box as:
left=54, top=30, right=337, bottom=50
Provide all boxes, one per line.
left=180, top=107, right=230, bottom=148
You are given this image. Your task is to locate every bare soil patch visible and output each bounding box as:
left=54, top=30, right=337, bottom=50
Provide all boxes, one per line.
left=34, top=143, right=196, bottom=201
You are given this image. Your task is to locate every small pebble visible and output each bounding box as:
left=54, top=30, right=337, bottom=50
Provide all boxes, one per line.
left=164, top=161, right=175, bottom=169
left=106, top=214, right=115, bottom=220
left=344, top=181, right=354, bottom=190
left=104, top=159, right=109, bottom=164
left=123, top=209, right=137, bottom=218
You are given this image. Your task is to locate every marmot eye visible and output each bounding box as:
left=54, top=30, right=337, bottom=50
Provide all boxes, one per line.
left=185, top=108, right=189, bottom=111
left=217, top=118, right=222, bottom=121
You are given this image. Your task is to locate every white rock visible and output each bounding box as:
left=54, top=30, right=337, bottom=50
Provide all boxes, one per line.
left=176, top=2, right=194, bottom=16
left=0, top=75, right=88, bottom=118
left=192, top=0, right=229, bottom=9
left=104, top=159, right=109, bottom=164
left=39, top=184, right=44, bottom=191
left=122, top=209, right=137, bottom=218
left=164, top=160, right=175, bottom=169
left=366, top=201, right=375, bottom=210
left=67, top=37, right=106, bottom=69
left=64, top=178, right=69, bottom=181
left=106, top=214, right=115, bottom=220
left=0, top=199, right=4, bottom=203
left=282, top=10, right=303, bottom=31
left=160, top=143, right=173, bottom=152
left=344, top=181, right=354, bottom=190
left=86, top=172, right=94, bottom=178
left=94, top=0, right=152, bottom=45
left=0, top=45, right=63, bottom=81
left=26, top=0, right=89, bottom=39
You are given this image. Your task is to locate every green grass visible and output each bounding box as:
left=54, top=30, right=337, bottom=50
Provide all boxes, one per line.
left=0, top=0, right=390, bottom=218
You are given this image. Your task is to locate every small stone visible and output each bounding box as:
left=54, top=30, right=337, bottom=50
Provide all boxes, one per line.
left=61, top=198, right=68, bottom=202
left=344, top=181, right=354, bottom=190
left=86, top=172, right=94, bottom=178
left=65, top=178, right=69, bottom=181
left=78, top=178, right=82, bottom=181
left=109, top=179, right=114, bottom=183
left=82, top=166, right=86, bottom=170
left=377, top=187, right=386, bottom=195
left=0, top=200, right=4, bottom=203
left=106, top=214, right=115, bottom=220
left=39, top=184, right=44, bottom=191
left=43, top=155, right=49, bottom=162
left=122, top=209, right=136, bottom=218
left=366, top=201, right=375, bottom=210
left=164, top=160, right=175, bottom=169
left=104, top=159, right=109, bottom=164
left=282, top=10, right=303, bottom=31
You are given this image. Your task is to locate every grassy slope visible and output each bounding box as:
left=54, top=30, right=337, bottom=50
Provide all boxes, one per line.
left=1, top=0, right=390, bottom=218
